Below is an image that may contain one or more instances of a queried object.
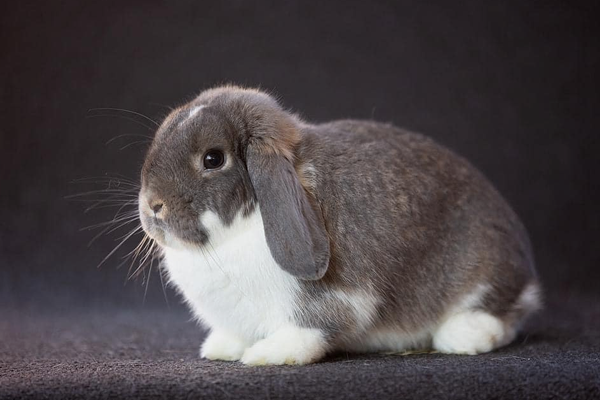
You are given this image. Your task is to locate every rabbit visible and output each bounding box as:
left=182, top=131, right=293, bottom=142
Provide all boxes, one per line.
left=138, top=85, right=541, bottom=365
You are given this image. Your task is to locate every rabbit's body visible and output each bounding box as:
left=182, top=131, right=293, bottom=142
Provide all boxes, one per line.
left=139, top=86, right=541, bottom=365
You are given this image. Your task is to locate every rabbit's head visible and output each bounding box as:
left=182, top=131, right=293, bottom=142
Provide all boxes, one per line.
left=139, top=86, right=329, bottom=279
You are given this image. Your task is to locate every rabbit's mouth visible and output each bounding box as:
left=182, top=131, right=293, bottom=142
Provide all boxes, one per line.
left=138, top=205, right=208, bottom=250
left=137, top=188, right=210, bottom=249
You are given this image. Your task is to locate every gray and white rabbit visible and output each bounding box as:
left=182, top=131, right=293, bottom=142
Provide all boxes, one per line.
left=138, top=85, right=541, bottom=365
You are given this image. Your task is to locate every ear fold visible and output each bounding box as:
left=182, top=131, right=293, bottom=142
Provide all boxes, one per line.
left=246, top=146, right=330, bottom=280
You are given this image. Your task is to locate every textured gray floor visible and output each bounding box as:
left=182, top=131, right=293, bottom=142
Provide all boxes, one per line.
left=1, top=296, right=599, bottom=399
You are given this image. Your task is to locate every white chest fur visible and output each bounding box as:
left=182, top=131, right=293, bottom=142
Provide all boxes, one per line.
left=162, top=208, right=300, bottom=342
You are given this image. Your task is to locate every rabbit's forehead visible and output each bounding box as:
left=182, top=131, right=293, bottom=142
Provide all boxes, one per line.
left=154, top=104, right=234, bottom=150
left=174, top=104, right=211, bottom=131
left=154, top=101, right=204, bottom=135
left=167, top=101, right=207, bottom=124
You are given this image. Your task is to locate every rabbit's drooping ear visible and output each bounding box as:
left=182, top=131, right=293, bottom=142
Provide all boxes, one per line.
left=245, top=124, right=330, bottom=280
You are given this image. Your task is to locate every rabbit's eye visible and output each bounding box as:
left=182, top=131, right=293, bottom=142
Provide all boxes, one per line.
left=203, top=150, right=225, bottom=170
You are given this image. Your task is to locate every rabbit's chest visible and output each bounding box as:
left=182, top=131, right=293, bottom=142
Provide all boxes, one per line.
left=162, top=209, right=300, bottom=341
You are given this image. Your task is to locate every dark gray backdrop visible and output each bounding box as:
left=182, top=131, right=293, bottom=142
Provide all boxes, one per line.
left=1, top=0, right=598, bottom=311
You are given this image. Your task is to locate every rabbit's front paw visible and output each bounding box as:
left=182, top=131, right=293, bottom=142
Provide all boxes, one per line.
left=200, top=330, right=249, bottom=361
left=241, top=326, right=326, bottom=366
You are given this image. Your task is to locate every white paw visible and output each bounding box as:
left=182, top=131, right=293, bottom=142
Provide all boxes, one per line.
left=200, top=330, right=249, bottom=361
left=433, top=310, right=514, bottom=355
left=240, top=326, right=327, bottom=366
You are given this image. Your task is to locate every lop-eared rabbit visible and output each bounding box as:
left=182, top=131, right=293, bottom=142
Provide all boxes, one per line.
left=138, top=86, right=541, bottom=365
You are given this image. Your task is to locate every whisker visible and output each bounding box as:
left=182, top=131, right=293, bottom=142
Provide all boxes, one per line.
left=69, top=197, right=139, bottom=204
left=86, top=113, right=156, bottom=132
left=157, top=257, right=170, bottom=307
left=105, top=133, right=153, bottom=145
left=71, top=174, right=150, bottom=286
left=127, top=233, right=149, bottom=261
left=80, top=210, right=139, bottom=231
left=128, top=235, right=154, bottom=279
left=66, top=189, right=139, bottom=199
left=86, top=215, right=140, bottom=247
left=111, top=198, right=139, bottom=219
left=85, top=197, right=138, bottom=214
left=71, top=176, right=141, bottom=187
left=125, top=236, right=150, bottom=278
left=128, top=239, right=155, bottom=279
left=97, top=225, right=143, bottom=269
left=82, top=203, right=137, bottom=213
left=139, top=241, right=156, bottom=269
left=119, top=140, right=152, bottom=151
left=81, top=217, right=138, bottom=235
left=143, top=260, right=152, bottom=305
left=90, top=214, right=137, bottom=244
left=88, top=107, right=160, bottom=127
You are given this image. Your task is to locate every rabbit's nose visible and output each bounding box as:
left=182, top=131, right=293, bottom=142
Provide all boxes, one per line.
left=150, top=201, right=166, bottom=219
left=152, top=203, right=163, bottom=214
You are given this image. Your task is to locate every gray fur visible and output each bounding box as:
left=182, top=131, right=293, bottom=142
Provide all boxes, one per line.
left=140, top=85, right=540, bottom=350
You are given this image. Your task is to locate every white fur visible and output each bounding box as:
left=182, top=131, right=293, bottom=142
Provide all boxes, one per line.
left=457, top=283, right=491, bottom=310
left=200, top=329, right=250, bottom=361
left=332, top=289, right=379, bottom=333
left=241, top=326, right=326, bottom=365
left=163, top=209, right=300, bottom=344
left=517, top=282, right=542, bottom=314
left=188, top=105, right=205, bottom=119
left=177, top=105, right=206, bottom=127
left=432, top=284, right=513, bottom=354
left=433, top=310, right=511, bottom=354
left=346, top=326, right=432, bottom=353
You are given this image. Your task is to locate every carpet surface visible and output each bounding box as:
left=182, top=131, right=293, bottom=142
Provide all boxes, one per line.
left=1, top=295, right=599, bottom=400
